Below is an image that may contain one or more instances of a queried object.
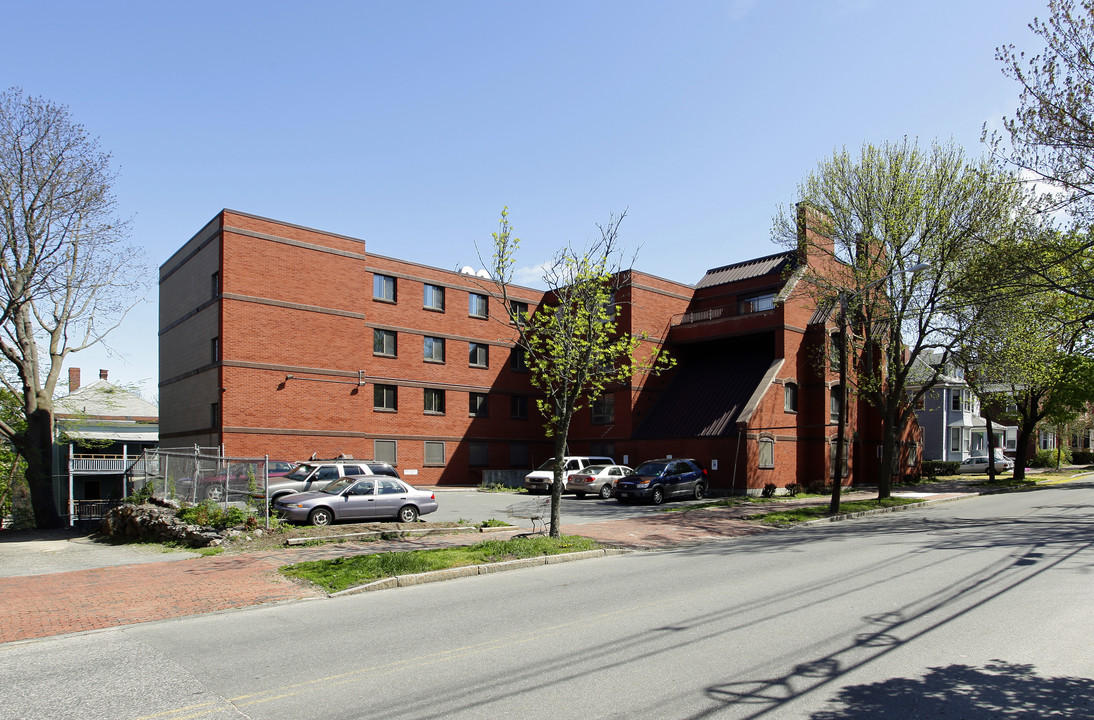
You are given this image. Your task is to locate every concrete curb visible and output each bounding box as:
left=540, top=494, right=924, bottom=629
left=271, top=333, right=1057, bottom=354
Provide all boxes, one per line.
left=285, top=525, right=508, bottom=546
left=328, top=548, right=624, bottom=597
left=797, top=493, right=975, bottom=526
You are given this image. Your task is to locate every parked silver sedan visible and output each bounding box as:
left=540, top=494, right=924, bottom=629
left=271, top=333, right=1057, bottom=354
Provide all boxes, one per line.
left=274, top=476, right=438, bottom=526
left=566, top=464, right=635, bottom=499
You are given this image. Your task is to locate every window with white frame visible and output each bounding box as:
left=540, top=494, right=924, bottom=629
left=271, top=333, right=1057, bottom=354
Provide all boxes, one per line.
left=952, top=389, right=962, bottom=412
left=424, top=441, right=445, bottom=466
left=784, top=382, right=798, bottom=412
left=373, top=274, right=396, bottom=302
left=424, top=388, right=445, bottom=414
left=374, top=384, right=397, bottom=411
left=373, top=329, right=396, bottom=357
left=758, top=437, right=775, bottom=469
left=469, top=392, right=489, bottom=417
left=469, top=292, right=488, bottom=318
left=830, top=386, right=841, bottom=424
left=424, top=336, right=445, bottom=363
left=469, top=342, right=488, bottom=368
left=423, top=284, right=445, bottom=311
left=950, top=427, right=962, bottom=453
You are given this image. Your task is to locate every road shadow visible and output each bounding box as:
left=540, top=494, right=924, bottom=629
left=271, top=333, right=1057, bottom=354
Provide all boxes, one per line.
left=805, top=660, right=1094, bottom=719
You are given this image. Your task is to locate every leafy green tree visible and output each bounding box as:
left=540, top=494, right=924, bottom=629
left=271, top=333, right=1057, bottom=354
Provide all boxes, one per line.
left=485, top=209, right=672, bottom=536
left=773, top=139, right=1023, bottom=498
left=0, top=386, right=27, bottom=529
left=0, top=88, right=148, bottom=528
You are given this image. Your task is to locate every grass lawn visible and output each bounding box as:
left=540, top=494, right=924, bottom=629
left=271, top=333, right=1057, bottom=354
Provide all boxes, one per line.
left=742, top=497, right=925, bottom=525
left=281, top=534, right=601, bottom=593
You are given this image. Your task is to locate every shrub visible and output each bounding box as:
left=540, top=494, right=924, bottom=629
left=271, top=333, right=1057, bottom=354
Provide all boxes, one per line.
left=1071, top=450, right=1093, bottom=465
left=804, top=480, right=832, bottom=494
left=784, top=483, right=803, bottom=497
left=760, top=483, right=777, bottom=498
left=1030, top=446, right=1073, bottom=468
left=176, top=501, right=253, bottom=529
left=922, top=461, right=960, bottom=478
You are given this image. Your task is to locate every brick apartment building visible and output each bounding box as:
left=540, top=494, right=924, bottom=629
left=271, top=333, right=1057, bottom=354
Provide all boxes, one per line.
left=159, top=208, right=919, bottom=494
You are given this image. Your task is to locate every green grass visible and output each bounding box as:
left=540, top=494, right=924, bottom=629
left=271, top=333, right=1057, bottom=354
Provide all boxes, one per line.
left=280, top=535, right=600, bottom=593
left=743, top=497, right=925, bottom=525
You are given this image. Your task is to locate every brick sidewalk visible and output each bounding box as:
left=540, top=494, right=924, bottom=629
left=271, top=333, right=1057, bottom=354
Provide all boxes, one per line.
left=0, top=489, right=964, bottom=644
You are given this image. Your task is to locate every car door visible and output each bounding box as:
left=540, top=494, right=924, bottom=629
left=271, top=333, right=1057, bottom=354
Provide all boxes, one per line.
left=339, top=479, right=378, bottom=520
left=373, top=479, right=409, bottom=518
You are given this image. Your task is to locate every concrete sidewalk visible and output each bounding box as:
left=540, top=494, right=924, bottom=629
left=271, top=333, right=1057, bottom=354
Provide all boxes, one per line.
left=0, top=487, right=975, bottom=645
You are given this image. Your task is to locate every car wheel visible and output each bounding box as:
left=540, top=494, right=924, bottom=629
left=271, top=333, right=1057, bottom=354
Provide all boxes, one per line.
left=598, top=484, right=613, bottom=500
left=693, top=483, right=706, bottom=501
left=651, top=487, right=664, bottom=505
left=308, top=508, right=334, bottom=527
left=397, top=505, right=419, bottom=523
left=204, top=484, right=226, bottom=502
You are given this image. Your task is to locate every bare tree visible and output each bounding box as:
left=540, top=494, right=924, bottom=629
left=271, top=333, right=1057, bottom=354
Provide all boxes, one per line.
left=0, top=88, right=148, bottom=527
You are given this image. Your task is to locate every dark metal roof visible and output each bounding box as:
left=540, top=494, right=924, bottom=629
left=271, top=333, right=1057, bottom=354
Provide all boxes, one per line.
left=695, top=251, right=797, bottom=290
left=633, top=345, right=774, bottom=439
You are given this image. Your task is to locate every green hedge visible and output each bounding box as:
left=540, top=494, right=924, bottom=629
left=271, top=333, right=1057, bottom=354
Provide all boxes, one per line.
left=1030, top=446, right=1073, bottom=468
left=1072, top=450, right=1093, bottom=465
left=922, top=460, right=961, bottom=478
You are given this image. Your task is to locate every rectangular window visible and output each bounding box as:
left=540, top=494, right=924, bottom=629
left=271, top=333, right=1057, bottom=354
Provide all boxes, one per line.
left=469, top=392, right=489, bottom=417
left=211, top=336, right=219, bottom=363
left=784, top=383, right=798, bottom=412
left=950, top=427, right=961, bottom=453
left=425, top=441, right=445, bottom=466
left=589, top=441, right=615, bottom=459
left=510, top=300, right=529, bottom=324
left=210, top=402, right=220, bottom=430
left=424, top=388, right=446, bottom=414
left=211, top=271, right=220, bottom=299
left=424, top=284, right=445, bottom=311
left=740, top=292, right=775, bottom=314
left=469, top=292, right=488, bottom=318
left=469, top=441, right=489, bottom=467
left=758, top=438, right=775, bottom=469
left=469, top=342, right=488, bottom=368
left=375, top=439, right=397, bottom=464
left=830, top=387, right=841, bottom=424
left=424, top=336, right=445, bottom=363
left=510, top=347, right=528, bottom=371
left=511, top=395, right=528, bottom=419
left=373, top=329, right=396, bottom=357
left=509, top=442, right=530, bottom=468
left=908, top=444, right=918, bottom=467
left=952, top=390, right=962, bottom=412
left=373, top=274, right=396, bottom=302
left=374, top=384, right=397, bottom=411
left=591, top=394, right=615, bottom=424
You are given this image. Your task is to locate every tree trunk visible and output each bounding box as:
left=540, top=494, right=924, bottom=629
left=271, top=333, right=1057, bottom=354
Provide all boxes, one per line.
left=23, top=407, right=61, bottom=529
left=876, top=406, right=900, bottom=499
left=549, top=433, right=568, bottom=537
left=985, top=414, right=997, bottom=483
left=1013, top=419, right=1038, bottom=482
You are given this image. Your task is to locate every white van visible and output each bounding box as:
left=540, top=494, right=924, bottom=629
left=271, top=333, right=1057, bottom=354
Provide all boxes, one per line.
left=523, top=456, right=615, bottom=494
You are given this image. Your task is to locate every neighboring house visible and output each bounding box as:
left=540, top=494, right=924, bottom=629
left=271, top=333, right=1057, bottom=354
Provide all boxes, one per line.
left=158, top=208, right=919, bottom=495
left=53, top=368, right=159, bottom=523
left=908, top=353, right=1018, bottom=462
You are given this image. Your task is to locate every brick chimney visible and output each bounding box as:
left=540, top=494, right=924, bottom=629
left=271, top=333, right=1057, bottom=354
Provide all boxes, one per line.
left=69, top=368, right=81, bottom=393
left=99, top=369, right=108, bottom=380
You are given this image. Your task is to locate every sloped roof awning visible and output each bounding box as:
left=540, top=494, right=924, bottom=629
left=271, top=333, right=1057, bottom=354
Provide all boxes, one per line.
left=64, top=430, right=159, bottom=442
left=633, top=346, right=775, bottom=439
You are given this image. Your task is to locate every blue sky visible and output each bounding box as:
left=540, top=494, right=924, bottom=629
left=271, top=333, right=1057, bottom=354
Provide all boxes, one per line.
left=6, top=0, right=1044, bottom=400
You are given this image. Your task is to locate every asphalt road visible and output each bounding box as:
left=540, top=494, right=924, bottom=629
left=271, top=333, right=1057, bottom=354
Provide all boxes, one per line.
left=3, top=484, right=1092, bottom=720
left=427, top=487, right=709, bottom=525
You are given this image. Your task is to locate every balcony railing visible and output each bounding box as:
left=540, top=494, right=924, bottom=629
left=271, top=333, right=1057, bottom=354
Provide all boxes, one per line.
left=677, top=296, right=776, bottom=326
left=70, top=455, right=131, bottom=473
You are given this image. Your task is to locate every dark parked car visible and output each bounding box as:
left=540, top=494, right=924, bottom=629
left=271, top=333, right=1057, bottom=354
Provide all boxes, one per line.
left=274, top=475, right=438, bottom=526
left=614, top=458, right=707, bottom=505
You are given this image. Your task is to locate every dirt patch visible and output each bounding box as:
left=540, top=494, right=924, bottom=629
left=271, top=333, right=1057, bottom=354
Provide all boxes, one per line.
left=213, top=520, right=504, bottom=554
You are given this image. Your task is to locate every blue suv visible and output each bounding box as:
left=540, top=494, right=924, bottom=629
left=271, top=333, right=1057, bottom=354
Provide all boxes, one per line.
left=614, top=458, right=707, bottom=504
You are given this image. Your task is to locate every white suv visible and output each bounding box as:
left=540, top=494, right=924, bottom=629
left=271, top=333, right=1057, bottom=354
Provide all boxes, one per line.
left=261, top=458, right=400, bottom=502
left=523, top=456, right=615, bottom=494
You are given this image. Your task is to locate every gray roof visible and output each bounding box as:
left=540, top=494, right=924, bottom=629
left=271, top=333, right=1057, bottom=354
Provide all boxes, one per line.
left=55, top=380, right=158, bottom=419
left=695, top=251, right=797, bottom=290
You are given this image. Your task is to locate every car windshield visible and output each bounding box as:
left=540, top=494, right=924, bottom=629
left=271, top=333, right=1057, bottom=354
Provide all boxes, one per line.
left=583, top=465, right=608, bottom=475
left=319, top=477, right=356, bottom=494
left=283, top=464, right=316, bottom=481
left=634, top=461, right=668, bottom=476
left=536, top=458, right=558, bottom=471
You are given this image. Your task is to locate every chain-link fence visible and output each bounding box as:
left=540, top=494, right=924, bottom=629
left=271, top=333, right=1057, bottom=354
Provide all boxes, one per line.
left=126, top=447, right=280, bottom=525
